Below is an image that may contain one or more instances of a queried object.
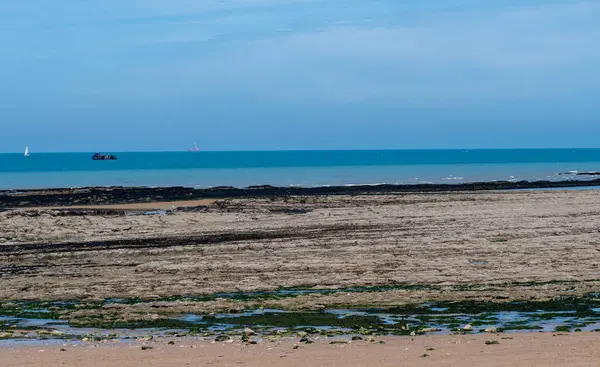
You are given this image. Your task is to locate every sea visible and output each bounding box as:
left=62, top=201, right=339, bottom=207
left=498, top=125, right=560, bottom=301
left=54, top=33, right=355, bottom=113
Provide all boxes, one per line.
left=2, top=149, right=600, bottom=190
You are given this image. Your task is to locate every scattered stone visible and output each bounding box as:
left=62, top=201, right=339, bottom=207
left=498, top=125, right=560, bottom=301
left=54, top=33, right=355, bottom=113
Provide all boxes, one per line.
left=421, top=354, right=429, bottom=358
left=421, top=328, right=440, bottom=333
left=426, top=347, right=435, bottom=351
left=139, top=335, right=153, bottom=342
left=168, top=341, right=175, bottom=345
left=378, top=341, right=386, bottom=344
left=141, top=345, right=153, bottom=350
left=410, top=331, right=416, bottom=336
left=358, top=327, right=372, bottom=335
left=463, top=324, right=473, bottom=331
left=484, top=327, right=497, bottom=333
left=243, top=328, right=255, bottom=336
left=215, top=334, right=231, bottom=342
left=329, top=340, right=349, bottom=345
left=0, top=332, right=13, bottom=339
left=297, top=331, right=307, bottom=337
left=485, top=340, right=500, bottom=345
left=51, top=330, right=65, bottom=336
left=60, top=349, right=67, bottom=352
left=293, top=345, right=299, bottom=350
left=351, top=336, right=363, bottom=341
left=81, top=337, right=90, bottom=342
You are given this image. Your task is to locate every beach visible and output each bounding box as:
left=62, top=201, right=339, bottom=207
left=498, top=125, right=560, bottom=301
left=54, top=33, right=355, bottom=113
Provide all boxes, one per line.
left=1, top=333, right=599, bottom=367
left=1, top=188, right=600, bottom=365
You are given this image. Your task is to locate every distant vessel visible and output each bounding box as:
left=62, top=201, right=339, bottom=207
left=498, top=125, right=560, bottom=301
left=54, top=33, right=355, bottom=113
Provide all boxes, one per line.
left=24, top=146, right=30, bottom=157
left=92, top=153, right=117, bottom=161
left=187, top=142, right=200, bottom=152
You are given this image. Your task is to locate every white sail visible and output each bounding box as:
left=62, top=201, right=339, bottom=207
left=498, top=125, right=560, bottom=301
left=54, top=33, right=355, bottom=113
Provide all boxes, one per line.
left=24, top=146, right=29, bottom=157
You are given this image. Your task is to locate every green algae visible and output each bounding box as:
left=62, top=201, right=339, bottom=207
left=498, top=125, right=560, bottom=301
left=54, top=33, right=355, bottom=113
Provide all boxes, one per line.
left=211, top=312, right=382, bottom=329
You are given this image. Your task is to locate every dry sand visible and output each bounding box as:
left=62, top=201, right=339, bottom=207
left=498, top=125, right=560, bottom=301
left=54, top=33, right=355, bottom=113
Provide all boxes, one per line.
left=1, top=333, right=599, bottom=367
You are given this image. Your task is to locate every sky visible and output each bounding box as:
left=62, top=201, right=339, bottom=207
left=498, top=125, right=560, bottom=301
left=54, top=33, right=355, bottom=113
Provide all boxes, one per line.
left=1, top=0, right=600, bottom=152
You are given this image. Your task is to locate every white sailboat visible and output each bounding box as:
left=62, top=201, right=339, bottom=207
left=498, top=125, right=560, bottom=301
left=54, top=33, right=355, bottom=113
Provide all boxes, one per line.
left=24, top=146, right=30, bottom=157
left=187, top=142, right=199, bottom=152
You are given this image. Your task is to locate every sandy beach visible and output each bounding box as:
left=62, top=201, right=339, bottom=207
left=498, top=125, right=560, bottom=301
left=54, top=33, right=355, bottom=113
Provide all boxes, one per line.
left=2, top=188, right=600, bottom=365
left=2, top=333, right=599, bottom=367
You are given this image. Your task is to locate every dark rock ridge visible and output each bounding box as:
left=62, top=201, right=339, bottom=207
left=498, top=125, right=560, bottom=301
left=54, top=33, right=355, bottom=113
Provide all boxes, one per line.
left=2, top=179, right=600, bottom=208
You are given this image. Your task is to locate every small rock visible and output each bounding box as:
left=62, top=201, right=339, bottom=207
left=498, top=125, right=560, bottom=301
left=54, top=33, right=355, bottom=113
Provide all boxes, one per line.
left=168, top=341, right=175, bottom=345
left=297, top=331, right=307, bottom=337
left=484, top=327, right=497, bottom=333
left=351, top=336, right=363, bottom=341
left=0, top=332, right=13, bottom=339
left=410, top=331, right=416, bottom=336
left=60, top=348, right=67, bottom=352
left=81, top=337, right=90, bottom=342
left=139, top=335, right=153, bottom=342
left=463, top=324, right=473, bottom=331
left=243, top=328, right=255, bottom=336
left=293, top=345, right=299, bottom=350
left=421, top=328, right=440, bottom=333
left=329, top=340, right=349, bottom=345
left=215, top=334, right=231, bottom=342
left=141, top=345, right=153, bottom=350
left=51, top=330, right=65, bottom=336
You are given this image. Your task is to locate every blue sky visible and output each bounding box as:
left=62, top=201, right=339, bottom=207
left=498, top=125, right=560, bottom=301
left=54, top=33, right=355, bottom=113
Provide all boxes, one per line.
left=1, top=0, right=600, bottom=152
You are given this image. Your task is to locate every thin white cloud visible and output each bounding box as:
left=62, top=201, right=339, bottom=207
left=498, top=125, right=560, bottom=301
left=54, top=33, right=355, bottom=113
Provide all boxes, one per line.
left=108, top=1, right=600, bottom=105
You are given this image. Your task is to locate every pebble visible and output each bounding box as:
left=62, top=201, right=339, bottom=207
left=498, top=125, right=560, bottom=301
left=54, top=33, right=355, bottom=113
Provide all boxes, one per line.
left=484, top=327, right=497, bottom=333
left=243, top=328, right=255, bottom=336
left=463, top=324, right=473, bottom=331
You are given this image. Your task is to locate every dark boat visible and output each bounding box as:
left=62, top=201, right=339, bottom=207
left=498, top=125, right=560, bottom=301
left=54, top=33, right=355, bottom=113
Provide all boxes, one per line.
left=92, top=153, right=117, bottom=160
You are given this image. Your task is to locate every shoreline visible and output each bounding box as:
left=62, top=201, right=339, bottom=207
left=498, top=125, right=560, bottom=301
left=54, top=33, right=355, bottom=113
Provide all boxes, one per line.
left=3, top=178, right=600, bottom=208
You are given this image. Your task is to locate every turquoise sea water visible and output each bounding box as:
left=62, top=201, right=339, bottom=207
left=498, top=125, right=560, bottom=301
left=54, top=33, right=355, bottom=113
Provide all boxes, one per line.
left=2, top=149, right=600, bottom=189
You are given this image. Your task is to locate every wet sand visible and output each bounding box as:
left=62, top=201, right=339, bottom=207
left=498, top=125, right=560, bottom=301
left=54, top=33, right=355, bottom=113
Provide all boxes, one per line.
left=37, top=199, right=215, bottom=211
left=1, top=333, right=599, bottom=367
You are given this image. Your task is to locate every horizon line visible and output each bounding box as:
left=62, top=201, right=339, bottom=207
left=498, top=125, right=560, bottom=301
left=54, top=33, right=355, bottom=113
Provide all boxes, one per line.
left=3, top=147, right=600, bottom=154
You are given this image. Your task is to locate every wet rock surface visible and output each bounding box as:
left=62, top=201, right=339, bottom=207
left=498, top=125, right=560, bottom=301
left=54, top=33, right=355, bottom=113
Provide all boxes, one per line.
left=3, top=178, right=600, bottom=208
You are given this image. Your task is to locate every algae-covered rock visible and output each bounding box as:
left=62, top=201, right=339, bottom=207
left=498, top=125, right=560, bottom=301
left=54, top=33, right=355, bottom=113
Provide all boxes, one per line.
left=215, top=334, right=231, bottom=342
